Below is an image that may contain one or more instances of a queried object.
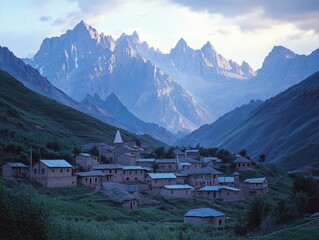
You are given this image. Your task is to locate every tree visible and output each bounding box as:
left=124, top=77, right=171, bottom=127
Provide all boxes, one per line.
left=239, top=149, right=247, bottom=157
left=259, top=153, right=266, bottom=163
left=154, top=147, right=165, bottom=158
left=165, top=146, right=176, bottom=158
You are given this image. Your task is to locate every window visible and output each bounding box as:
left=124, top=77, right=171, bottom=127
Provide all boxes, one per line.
left=85, top=178, right=88, bottom=182
left=169, top=165, right=171, bottom=169
left=60, top=169, right=63, bottom=173
left=219, top=219, right=223, bottom=226
left=95, top=178, right=97, bottom=182
left=41, top=169, right=45, bottom=175
left=115, top=170, right=117, bottom=173
left=123, top=171, right=126, bottom=175
left=168, top=179, right=171, bottom=182
left=171, top=190, right=174, bottom=194
left=155, top=179, right=157, bottom=183
left=67, top=169, right=70, bottom=172
left=135, top=177, right=138, bottom=180
left=52, top=169, right=54, bottom=173
left=110, top=170, right=112, bottom=173
left=227, top=191, right=229, bottom=196
left=126, top=177, right=129, bottom=181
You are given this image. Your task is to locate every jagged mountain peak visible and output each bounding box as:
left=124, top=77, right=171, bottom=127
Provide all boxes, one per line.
left=269, top=45, right=297, bottom=59
left=201, top=41, right=217, bottom=53
left=72, top=20, right=101, bottom=41
left=173, top=38, right=191, bottom=52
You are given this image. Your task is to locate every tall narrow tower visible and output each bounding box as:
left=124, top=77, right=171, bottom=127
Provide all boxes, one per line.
left=113, top=130, right=123, bottom=144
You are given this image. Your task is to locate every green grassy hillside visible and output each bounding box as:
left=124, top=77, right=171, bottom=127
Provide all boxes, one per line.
left=0, top=70, right=165, bottom=163
left=213, top=71, right=319, bottom=170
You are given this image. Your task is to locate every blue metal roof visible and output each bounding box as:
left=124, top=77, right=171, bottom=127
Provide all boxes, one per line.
left=148, top=173, right=177, bottom=179
left=244, top=178, right=266, bottom=183
left=76, top=171, right=106, bottom=177
left=136, top=158, right=155, bottom=162
left=199, top=186, right=240, bottom=192
left=163, top=184, right=194, bottom=189
left=218, top=177, right=234, bottom=183
left=122, top=166, right=144, bottom=170
left=6, top=162, right=28, bottom=168
left=185, top=208, right=225, bottom=217
left=40, top=159, right=72, bottom=168
left=92, top=164, right=123, bottom=170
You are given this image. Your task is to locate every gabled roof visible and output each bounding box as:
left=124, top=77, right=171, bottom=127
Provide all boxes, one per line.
left=199, top=186, right=240, bottom=192
left=180, top=157, right=200, bottom=164
left=4, top=162, right=28, bottom=168
left=155, top=159, right=176, bottom=164
left=92, top=164, right=123, bottom=170
left=218, top=177, right=235, bottom=183
left=148, top=173, right=177, bottom=179
left=40, top=160, right=72, bottom=168
left=244, top=177, right=267, bottom=184
left=181, top=167, right=222, bottom=175
left=136, top=158, right=155, bottom=163
left=163, top=184, right=194, bottom=190
left=185, top=208, right=225, bottom=217
left=185, top=149, right=199, bottom=153
left=76, top=171, right=107, bottom=177
left=121, top=166, right=144, bottom=170
left=79, top=153, right=93, bottom=157
left=201, top=157, right=222, bottom=164
left=234, top=156, right=252, bottom=163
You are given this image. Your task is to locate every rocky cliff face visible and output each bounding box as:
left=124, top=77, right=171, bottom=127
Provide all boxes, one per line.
left=25, top=21, right=213, bottom=133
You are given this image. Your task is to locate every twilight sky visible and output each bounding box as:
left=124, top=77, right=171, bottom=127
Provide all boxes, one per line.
left=1, top=0, right=319, bottom=69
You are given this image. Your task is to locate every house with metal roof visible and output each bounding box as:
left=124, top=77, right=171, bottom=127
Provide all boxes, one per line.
left=244, top=177, right=268, bottom=194
left=198, top=185, right=244, bottom=202
left=1, top=162, right=29, bottom=178
left=76, top=170, right=109, bottom=187
left=160, top=184, right=195, bottom=200
left=147, top=173, right=177, bottom=192
left=184, top=149, right=200, bottom=158
left=184, top=208, right=225, bottom=226
left=201, top=157, right=222, bottom=168
left=32, top=159, right=76, bottom=188
left=181, top=167, right=223, bottom=188
left=75, top=153, right=100, bottom=171
left=135, top=158, right=155, bottom=168
left=217, top=176, right=235, bottom=187
left=121, top=166, right=151, bottom=184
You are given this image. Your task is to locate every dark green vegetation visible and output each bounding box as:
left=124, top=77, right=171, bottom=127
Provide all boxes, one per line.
left=1, top=167, right=319, bottom=239
left=178, top=71, right=319, bottom=171
left=0, top=70, right=164, bottom=164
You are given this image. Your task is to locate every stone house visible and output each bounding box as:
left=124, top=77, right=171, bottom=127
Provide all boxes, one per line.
left=234, top=155, right=253, bottom=170
left=184, top=149, right=199, bottom=158
left=160, top=184, right=194, bottom=200
left=32, top=159, right=77, bottom=188
left=181, top=167, right=223, bottom=188
left=179, top=157, right=201, bottom=169
left=155, top=159, right=177, bottom=173
left=76, top=170, right=108, bottom=187
left=75, top=153, right=100, bottom=171
left=116, top=153, right=137, bottom=166
left=184, top=208, right=225, bottom=226
left=1, top=162, right=29, bottom=178
left=178, top=162, right=192, bottom=171
left=121, top=166, right=151, bottom=183
left=198, top=186, right=245, bottom=202
left=92, top=164, right=123, bottom=182
left=201, top=157, right=222, bottom=168
left=174, top=173, right=188, bottom=184
left=147, top=173, right=177, bottom=192
left=244, top=177, right=268, bottom=194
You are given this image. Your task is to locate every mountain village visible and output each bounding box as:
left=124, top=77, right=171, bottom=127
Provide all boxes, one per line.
left=1, top=130, right=268, bottom=226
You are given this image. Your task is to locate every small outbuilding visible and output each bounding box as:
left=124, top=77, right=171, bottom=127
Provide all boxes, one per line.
left=1, top=162, right=29, bottom=178
left=184, top=208, right=225, bottom=226
left=160, top=184, right=194, bottom=200
left=76, top=170, right=108, bottom=187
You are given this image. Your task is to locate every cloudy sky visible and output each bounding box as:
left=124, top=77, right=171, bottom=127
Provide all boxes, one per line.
left=1, top=0, right=319, bottom=69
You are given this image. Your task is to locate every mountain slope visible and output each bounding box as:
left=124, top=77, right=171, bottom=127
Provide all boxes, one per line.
left=83, top=93, right=177, bottom=144
left=0, top=46, right=175, bottom=143
left=175, top=100, right=263, bottom=147
left=0, top=70, right=165, bottom=160
left=25, top=21, right=212, bottom=132
left=213, top=71, right=319, bottom=170
left=0, top=46, right=78, bottom=108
